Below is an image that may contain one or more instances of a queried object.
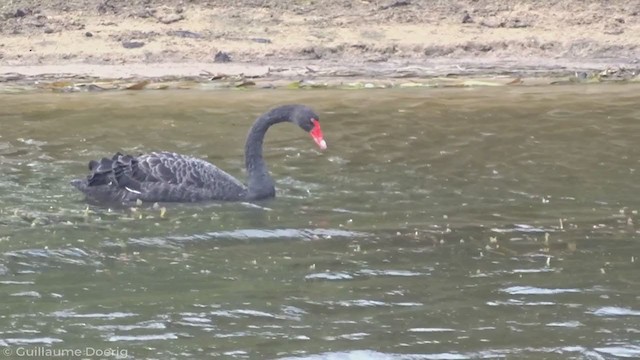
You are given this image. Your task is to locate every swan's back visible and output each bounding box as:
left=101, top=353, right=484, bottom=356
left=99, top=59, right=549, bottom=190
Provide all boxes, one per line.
left=71, top=152, right=248, bottom=203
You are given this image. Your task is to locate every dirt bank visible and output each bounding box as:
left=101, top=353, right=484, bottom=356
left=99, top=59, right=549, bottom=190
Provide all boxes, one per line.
left=1, top=0, right=639, bottom=87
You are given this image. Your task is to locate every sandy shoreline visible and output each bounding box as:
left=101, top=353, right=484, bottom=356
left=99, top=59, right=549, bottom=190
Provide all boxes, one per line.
left=1, top=0, right=639, bottom=89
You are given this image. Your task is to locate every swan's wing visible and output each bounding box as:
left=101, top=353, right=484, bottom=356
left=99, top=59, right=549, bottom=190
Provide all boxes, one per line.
left=135, top=152, right=244, bottom=188
left=72, top=152, right=248, bottom=202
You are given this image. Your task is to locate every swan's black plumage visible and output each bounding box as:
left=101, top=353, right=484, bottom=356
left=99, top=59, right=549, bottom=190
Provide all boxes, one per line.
left=70, top=104, right=326, bottom=203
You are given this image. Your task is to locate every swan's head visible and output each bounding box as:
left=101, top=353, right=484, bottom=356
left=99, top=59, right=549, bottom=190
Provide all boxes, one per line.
left=290, top=106, right=327, bottom=150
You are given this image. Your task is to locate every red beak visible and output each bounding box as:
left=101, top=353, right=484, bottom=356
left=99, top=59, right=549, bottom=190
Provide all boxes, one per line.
left=310, top=119, right=327, bottom=150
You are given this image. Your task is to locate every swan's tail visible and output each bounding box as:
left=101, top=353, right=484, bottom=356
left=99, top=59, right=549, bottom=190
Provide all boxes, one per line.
left=71, top=152, right=142, bottom=193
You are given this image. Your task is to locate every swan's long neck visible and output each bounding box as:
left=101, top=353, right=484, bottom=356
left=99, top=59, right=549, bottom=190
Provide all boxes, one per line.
left=244, top=107, right=292, bottom=200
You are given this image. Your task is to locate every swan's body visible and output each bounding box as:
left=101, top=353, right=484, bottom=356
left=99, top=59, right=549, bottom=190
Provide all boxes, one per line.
left=70, top=104, right=326, bottom=203
left=71, top=151, right=249, bottom=203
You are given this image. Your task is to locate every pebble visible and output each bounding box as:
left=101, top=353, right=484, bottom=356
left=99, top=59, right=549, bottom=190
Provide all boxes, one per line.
left=122, top=41, right=145, bottom=49
left=167, top=30, right=202, bottom=38
left=14, top=9, right=29, bottom=17
left=214, top=51, right=231, bottom=63
left=251, top=38, right=272, bottom=44
left=158, top=14, right=184, bottom=24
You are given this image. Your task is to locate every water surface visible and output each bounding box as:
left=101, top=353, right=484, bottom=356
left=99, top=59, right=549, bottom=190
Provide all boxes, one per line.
left=1, top=85, right=639, bottom=359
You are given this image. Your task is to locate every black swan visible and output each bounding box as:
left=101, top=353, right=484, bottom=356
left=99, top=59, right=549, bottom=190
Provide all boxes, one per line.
left=70, top=104, right=327, bottom=203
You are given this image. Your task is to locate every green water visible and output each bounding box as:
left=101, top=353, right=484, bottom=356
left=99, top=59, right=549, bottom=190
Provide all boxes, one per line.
left=0, top=86, right=639, bottom=359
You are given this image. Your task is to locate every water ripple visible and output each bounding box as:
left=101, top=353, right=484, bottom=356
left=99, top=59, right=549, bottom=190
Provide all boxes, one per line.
left=490, top=224, right=555, bottom=233
left=128, top=228, right=369, bottom=247
left=2, top=337, right=63, bottom=346
left=10, top=291, right=41, bottom=298
left=305, top=269, right=426, bottom=281
left=591, top=307, right=640, bottom=317
left=278, top=350, right=469, bottom=360
left=3, top=247, right=103, bottom=272
left=594, top=345, right=640, bottom=358
left=107, top=333, right=178, bottom=342
left=305, top=272, right=353, bottom=281
left=85, top=321, right=167, bottom=331
left=407, top=328, right=457, bottom=333
left=501, top=286, right=582, bottom=295
left=546, top=321, right=584, bottom=328
left=51, top=310, right=138, bottom=319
